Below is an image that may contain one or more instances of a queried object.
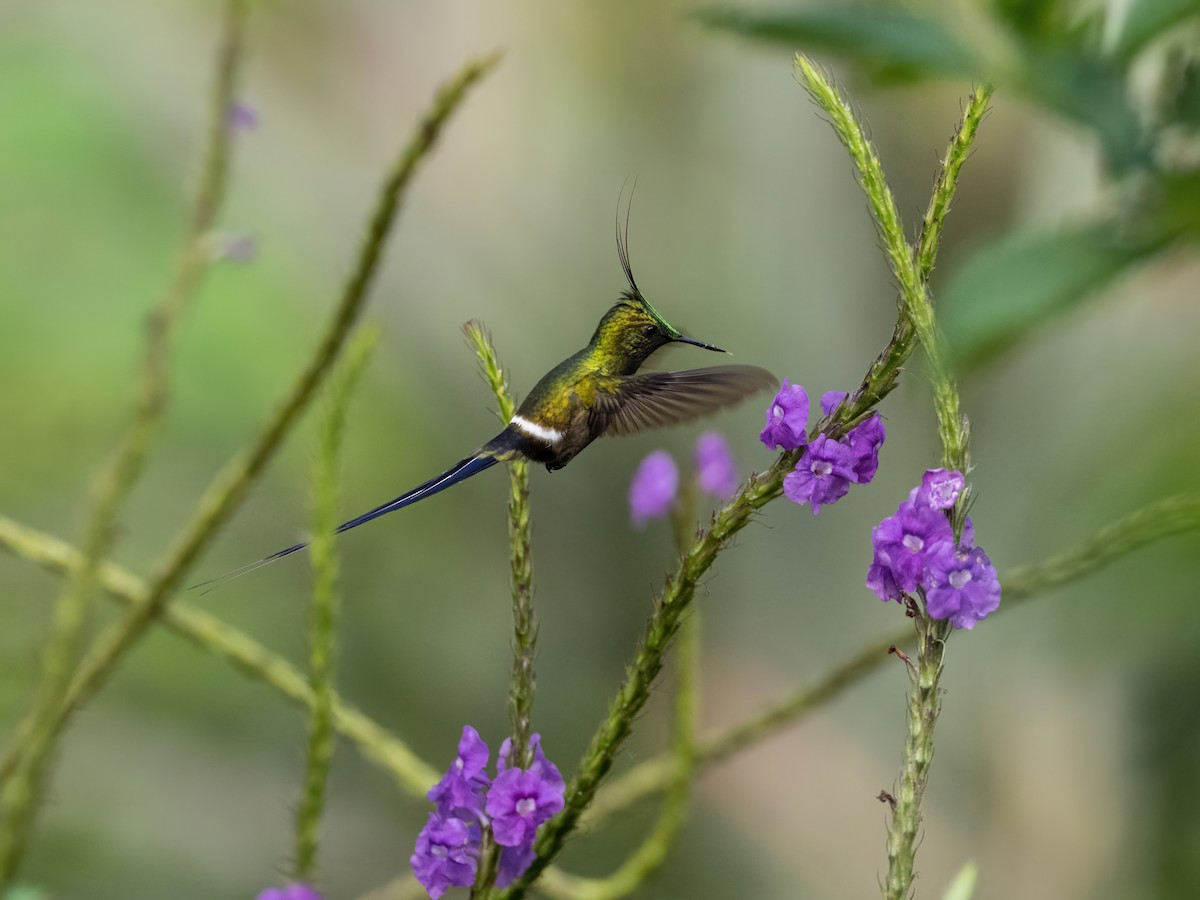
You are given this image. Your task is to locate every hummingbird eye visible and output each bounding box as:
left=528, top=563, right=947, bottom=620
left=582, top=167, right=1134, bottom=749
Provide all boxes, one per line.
left=643, top=323, right=657, bottom=335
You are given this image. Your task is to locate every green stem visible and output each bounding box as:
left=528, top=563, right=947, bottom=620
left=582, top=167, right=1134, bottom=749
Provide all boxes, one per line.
left=5, top=483, right=1197, bottom=895
left=542, top=611, right=700, bottom=900
left=0, top=51, right=499, bottom=797
left=8, top=489, right=1190, bottom=812
left=498, top=62, right=986, bottom=900
left=294, top=328, right=379, bottom=882
left=0, top=516, right=440, bottom=796
left=463, top=322, right=538, bottom=770
left=0, top=0, right=251, bottom=883
left=463, top=322, right=538, bottom=895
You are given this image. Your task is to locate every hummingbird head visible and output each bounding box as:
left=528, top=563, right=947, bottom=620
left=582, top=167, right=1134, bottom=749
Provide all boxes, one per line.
left=589, top=219, right=725, bottom=373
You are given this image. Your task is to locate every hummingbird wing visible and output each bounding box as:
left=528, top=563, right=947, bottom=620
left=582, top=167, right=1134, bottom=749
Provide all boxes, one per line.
left=590, top=365, right=778, bottom=437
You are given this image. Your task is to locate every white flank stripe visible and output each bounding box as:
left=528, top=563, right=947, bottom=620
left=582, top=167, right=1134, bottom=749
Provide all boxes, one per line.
left=510, top=415, right=564, bottom=444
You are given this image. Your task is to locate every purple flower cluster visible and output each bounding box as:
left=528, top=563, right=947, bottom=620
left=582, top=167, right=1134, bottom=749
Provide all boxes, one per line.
left=867, top=469, right=1000, bottom=629
left=411, top=727, right=564, bottom=898
left=760, top=383, right=886, bottom=514
left=628, top=431, right=739, bottom=527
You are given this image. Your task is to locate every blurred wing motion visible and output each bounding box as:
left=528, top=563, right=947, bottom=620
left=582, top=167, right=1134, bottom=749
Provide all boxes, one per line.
left=590, top=365, right=778, bottom=436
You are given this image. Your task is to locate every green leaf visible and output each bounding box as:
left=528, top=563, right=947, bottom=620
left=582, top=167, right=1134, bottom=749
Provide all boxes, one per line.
left=1018, top=45, right=1147, bottom=171
left=940, top=862, right=980, bottom=900
left=697, top=6, right=978, bottom=79
left=1114, top=0, right=1200, bottom=60
left=941, top=222, right=1161, bottom=368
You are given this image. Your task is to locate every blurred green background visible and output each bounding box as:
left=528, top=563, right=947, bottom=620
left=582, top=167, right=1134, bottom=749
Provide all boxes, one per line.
left=2, top=1, right=1199, bottom=898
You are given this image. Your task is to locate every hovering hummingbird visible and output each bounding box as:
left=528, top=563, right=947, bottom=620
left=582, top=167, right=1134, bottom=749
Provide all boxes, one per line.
left=198, top=228, right=776, bottom=590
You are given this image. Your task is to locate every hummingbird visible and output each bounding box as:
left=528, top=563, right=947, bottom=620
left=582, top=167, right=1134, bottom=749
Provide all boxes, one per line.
left=197, top=230, right=776, bottom=590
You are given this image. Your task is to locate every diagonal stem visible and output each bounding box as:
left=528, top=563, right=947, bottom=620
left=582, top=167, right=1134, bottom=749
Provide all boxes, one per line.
left=0, top=0, right=252, bottom=883
left=0, top=52, right=500, bottom=799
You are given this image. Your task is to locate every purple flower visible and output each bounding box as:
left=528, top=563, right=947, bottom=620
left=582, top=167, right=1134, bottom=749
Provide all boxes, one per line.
left=694, top=431, right=738, bottom=499
left=783, top=434, right=856, bottom=514
left=497, top=841, right=537, bottom=888
left=820, top=390, right=848, bottom=417
left=924, top=544, right=1001, bottom=629
left=868, top=499, right=955, bottom=601
left=629, top=450, right=678, bottom=528
left=866, top=554, right=904, bottom=603
left=486, top=767, right=565, bottom=848
left=428, top=725, right=490, bottom=819
left=818, top=389, right=885, bottom=482
left=498, top=734, right=564, bottom=792
left=207, top=230, right=258, bottom=263
left=228, top=98, right=258, bottom=132
left=760, top=379, right=810, bottom=451
left=411, top=814, right=479, bottom=899
left=913, top=468, right=964, bottom=510
left=256, top=887, right=321, bottom=900
left=847, top=414, right=885, bottom=483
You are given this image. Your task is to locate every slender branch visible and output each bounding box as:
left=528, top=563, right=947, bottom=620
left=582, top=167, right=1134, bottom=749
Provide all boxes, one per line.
left=294, top=328, right=379, bottom=882
left=0, top=51, right=500, bottom=792
left=3, top=485, right=1197, bottom=893
left=0, top=0, right=251, bottom=882
left=462, top=321, right=538, bottom=893
left=496, top=62, right=985, bottom=900
left=0, top=515, right=440, bottom=794
left=463, top=322, right=538, bottom=770
left=580, top=490, right=1200, bottom=825
left=542, top=612, right=700, bottom=900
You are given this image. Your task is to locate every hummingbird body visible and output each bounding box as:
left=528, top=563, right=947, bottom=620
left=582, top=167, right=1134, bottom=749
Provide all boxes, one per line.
left=195, top=239, right=776, bottom=591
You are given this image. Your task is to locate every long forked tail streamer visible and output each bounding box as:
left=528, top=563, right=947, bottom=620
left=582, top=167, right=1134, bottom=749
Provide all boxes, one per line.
left=191, top=454, right=499, bottom=593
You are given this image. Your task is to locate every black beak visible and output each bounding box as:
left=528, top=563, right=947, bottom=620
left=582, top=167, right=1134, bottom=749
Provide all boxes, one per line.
left=676, top=335, right=726, bottom=353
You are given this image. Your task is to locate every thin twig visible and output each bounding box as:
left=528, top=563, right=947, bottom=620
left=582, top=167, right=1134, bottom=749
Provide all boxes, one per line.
left=0, top=51, right=500, bottom=796
left=294, top=328, right=379, bottom=881
left=0, top=0, right=252, bottom=882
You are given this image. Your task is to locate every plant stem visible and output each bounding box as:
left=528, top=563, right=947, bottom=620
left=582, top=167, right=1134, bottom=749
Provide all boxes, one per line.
left=463, top=322, right=538, bottom=771
left=541, top=611, right=700, bottom=900
left=5, top=484, right=1195, bottom=897
left=294, top=328, right=379, bottom=882
left=8, top=490, right=1189, bottom=810
left=0, top=51, right=499, bottom=797
left=0, top=0, right=251, bottom=883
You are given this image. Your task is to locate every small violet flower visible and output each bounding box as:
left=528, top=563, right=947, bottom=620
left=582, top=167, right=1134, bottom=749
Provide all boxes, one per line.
left=868, top=500, right=955, bottom=600
left=427, top=725, right=490, bottom=819
left=629, top=450, right=678, bottom=528
left=694, top=431, right=738, bottom=499
left=923, top=543, right=1001, bottom=629
left=498, top=734, right=565, bottom=791
left=227, top=98, right=258, bottom=132
left=486, top=767, right=566, bottom=848
left=847, top=413, right=885, bottom=483
left=411, top=814, right=479, bottom=899
left=497, top=842, right=538, bottom=889
left=207, top=230, right=258, bottom=263
left=819, top=390, right=884, bottom=483
left=867, top=468, right=1000, bottom=628
left=760, top=379, right=809, bottom=451
left=783, top=434, right=856, bottom=514
left=413, top=729, right=564, bottom=898
left=255, top=886, right=322, bottom=900
left=913, top=468, right=964, bottom=510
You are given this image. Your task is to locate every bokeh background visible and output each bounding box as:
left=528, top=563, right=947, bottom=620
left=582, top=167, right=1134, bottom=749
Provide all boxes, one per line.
left=2, top=1, right=1199, bottom=898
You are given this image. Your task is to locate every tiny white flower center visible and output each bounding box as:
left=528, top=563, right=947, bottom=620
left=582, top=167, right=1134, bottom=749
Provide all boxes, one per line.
left=949, top=570, right=972, bottom=590
left=812, top=460, right=832, bottom=477
left=902, top=534, right=924, bottom=553
left=432, top=845, right=449, bottom=859
left=773, top=405, right=784, bottom=419
left=455, top=758, right=464, bottom=771
left=516, top=797, right=537, bottom=817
